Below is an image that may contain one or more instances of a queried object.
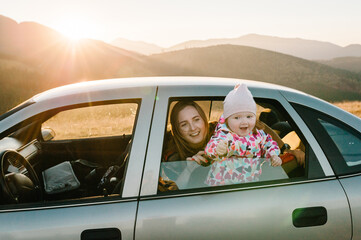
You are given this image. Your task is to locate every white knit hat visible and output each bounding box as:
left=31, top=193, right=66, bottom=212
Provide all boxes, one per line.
left=223, top=83, right=256, bottom=119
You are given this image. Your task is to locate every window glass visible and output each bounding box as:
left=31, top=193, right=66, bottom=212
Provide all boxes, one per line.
left=319, top=119, right=361, bottom=167
left=159, top=98, right=310, bottom=193
left=42, top=103, right=138, bottom=140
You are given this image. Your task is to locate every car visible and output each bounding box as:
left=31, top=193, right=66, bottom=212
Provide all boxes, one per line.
left=0, top=76, right=360, bottom=240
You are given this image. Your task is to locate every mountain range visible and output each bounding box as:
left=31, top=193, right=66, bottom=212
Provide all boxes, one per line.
left=111, top=34, right=361, bottom=61
left=0, top=14, right=360, bottom=114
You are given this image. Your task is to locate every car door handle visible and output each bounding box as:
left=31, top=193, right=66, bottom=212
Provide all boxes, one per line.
left=292, top=206, right=327, bottom=227
left=81, top=228, right=121, bottom=240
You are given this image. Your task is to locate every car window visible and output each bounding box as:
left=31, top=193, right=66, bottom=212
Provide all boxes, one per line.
left=39, top=102, right=139, bottom=199
left=318, top=119, right=361, bottom=167
left=42, top=103, right=138, bottom=140
left=158, top=98, right=317, bottom=193
left=292, top=103, right=361, bottom=176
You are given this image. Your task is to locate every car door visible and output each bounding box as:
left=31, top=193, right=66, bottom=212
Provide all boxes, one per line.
left=135, top=83, right=351, bottom=239
left=291, top=101, right=361, bottom=240
left=0, top=85, right=156, bottom=240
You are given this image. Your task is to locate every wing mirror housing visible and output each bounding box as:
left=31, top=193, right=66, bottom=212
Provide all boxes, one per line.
left=41, top=128, right=55, bottom=141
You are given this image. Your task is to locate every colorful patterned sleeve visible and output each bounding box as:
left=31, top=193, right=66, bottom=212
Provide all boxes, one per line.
left=204, top=129, right=229, bottom=160
left=259, top=130, right=280, bottom=158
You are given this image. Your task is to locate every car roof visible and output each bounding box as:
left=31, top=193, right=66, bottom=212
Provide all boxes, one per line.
left=33, top=76, right=305, bottom=102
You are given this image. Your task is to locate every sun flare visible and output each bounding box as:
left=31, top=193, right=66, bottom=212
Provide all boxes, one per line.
left=54, top=18, right=96, bottom=41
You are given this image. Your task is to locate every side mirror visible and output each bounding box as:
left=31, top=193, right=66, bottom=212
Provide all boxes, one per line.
left=41, top=128, right=55, bottom=141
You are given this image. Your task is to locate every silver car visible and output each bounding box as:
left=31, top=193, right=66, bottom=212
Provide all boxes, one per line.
left=0, top=77, right=360, bottom=240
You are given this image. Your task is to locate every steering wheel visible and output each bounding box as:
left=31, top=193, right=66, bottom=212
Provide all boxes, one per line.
left=0, top=150, right=43, bottom=204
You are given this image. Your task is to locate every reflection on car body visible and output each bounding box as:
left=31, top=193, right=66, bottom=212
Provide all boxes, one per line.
left=0, top=77, right=360, bottom=240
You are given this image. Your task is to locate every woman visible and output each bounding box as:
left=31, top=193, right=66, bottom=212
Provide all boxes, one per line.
left=163, top=100, right=216, bottom=164
left=164, top=100, right=302, bottom=165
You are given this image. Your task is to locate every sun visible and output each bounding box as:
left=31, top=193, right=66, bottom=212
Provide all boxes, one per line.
left=53, top=18, right=97, bottom=41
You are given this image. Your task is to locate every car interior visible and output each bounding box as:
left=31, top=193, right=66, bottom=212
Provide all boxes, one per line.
left=0, top=101, right=138, bottom=205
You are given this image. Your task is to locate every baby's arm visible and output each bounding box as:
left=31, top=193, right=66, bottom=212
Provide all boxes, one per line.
left=205, top=131, right=229, bottom=159
left=260, top=130, right=281, bottom=166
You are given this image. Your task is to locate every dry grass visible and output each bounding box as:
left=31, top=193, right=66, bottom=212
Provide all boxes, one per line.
left=42, top=103, right=138, bottom=140
left=333, top=101, right=361, bottom=118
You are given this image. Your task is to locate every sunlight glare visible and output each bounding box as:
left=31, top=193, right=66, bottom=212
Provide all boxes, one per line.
left=54, top=18, right=96, bottom=41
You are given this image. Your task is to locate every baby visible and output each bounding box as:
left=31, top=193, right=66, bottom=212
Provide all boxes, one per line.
left=205, top=84, right=282, bottom=186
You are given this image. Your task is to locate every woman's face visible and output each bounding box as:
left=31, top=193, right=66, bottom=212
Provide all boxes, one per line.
left=177, top=106, right=207, bottom=146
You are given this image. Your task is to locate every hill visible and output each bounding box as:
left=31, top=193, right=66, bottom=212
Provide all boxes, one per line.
left=0, top=15, right=64, bottom=58
left=316, top=57, right=361, bottom=74
left=110, top=34, right=361, bottom=61
left=1, top=15, right=361, bottom=114
left=117, top=45, right=361, bottom=101
left=0, top=54, right=46, bottom=113
left=0, top=15, right=147, bottom=113
left=165, top=34, right=361, bottom=60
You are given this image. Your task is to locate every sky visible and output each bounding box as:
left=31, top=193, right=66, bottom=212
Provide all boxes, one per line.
left=2, top=0, right=361, bottom=48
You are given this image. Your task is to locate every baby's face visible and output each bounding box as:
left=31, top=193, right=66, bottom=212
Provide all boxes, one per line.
left=226, top=112, right=256, bottom=137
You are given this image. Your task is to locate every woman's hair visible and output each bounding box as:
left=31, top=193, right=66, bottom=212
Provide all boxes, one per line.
left=170, top=101, right=211, bottom=159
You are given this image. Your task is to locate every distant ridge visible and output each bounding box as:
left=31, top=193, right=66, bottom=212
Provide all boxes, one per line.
left=111, top=38, right=163, bottom=55
left=109, top=33, right=361, bottom=61
left=165, top=34, right=361, bottom=60
left=118, top=44, right=361, bottom=101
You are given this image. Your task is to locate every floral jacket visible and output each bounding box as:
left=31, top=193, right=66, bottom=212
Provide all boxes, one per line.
left=205, top=115, right=280, bottom=186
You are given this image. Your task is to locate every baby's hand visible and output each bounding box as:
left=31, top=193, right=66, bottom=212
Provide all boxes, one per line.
left=216, top=140, right=228, bottom=156
left=271, top=155, right=282, bottom=167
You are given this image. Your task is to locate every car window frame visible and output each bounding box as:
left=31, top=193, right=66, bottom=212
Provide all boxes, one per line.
left=292, top=103, right=361, bottom=176
left=140, top=84, right=333, bottom=197
left=0, top=83, right=158, bottom=210
left=0, top=99, right=143, bottom=209
left=159, top=96, right=327, bottom=193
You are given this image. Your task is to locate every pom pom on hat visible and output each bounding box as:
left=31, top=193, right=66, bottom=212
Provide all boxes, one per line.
left=223, top=83, right=256, bottom=119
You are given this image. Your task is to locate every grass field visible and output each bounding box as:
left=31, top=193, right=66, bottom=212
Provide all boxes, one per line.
left=42, top=103, right=138, bottom=140
left=333, top=101, right=361, bottom=118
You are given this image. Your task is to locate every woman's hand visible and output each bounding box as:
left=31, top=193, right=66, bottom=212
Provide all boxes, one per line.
left=186, top=151, right=208, bottom=165
left=287, top=149, right=305, bottom=167
left=271, top=155, right=282, bottom=167
left=216, top=140, right=228, bottom=156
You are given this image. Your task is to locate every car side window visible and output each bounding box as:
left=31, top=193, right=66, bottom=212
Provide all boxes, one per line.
left=318, top=119, right=361, bottom=167
left=37, top=102, right=139, bottom=201
left=158, top=98, right=318, bottom=193
left=0, top=101, right=140, bottom=206
left=42, top=103, right=138, bottom=140
left=292, top=103, right=361, bottom=176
